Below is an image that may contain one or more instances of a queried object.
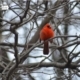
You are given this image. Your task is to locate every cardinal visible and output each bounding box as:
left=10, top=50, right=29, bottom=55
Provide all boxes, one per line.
left=40, top=23, right=54, bottom=55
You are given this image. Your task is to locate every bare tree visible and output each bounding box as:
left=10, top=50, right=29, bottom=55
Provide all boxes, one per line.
left=0, top=0, right=80, bottom=80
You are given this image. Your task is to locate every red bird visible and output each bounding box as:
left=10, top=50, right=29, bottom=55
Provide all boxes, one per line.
left=40, top=23, right=54, bottom=55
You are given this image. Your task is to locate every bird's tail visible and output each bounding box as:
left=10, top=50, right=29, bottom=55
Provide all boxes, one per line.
left=43, top=41, right=49, bottom=55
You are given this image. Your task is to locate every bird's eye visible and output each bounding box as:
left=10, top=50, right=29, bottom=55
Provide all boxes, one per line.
left=47, top=25, right=51, bottom=28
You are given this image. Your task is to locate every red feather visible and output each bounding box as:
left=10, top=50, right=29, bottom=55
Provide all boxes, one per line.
left=40, top=23, right=54, bottom=55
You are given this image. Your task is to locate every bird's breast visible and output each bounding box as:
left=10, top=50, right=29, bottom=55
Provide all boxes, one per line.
left=40, top=28, right=54, bottom=41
